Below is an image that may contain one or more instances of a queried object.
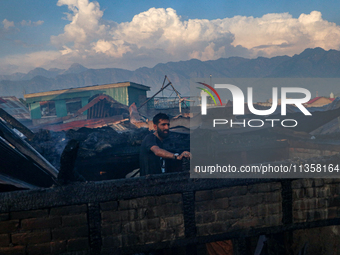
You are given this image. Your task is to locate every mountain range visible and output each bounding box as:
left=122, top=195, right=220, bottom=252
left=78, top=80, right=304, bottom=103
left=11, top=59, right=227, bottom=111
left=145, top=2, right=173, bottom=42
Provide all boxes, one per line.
left=1, top=47, right=340, bottom=99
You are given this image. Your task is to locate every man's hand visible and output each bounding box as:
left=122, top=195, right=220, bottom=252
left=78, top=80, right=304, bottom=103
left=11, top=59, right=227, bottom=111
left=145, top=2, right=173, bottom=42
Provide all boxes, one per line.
left=177, top=151, right=191, bottom=160
left=151, top=146, right=176, bottom=159
left=150, top=146, right=191, bottom=160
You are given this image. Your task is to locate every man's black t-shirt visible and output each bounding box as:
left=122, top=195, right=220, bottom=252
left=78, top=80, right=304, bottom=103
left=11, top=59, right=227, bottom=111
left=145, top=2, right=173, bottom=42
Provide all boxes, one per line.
left=139, top=133, right=163, bottom=176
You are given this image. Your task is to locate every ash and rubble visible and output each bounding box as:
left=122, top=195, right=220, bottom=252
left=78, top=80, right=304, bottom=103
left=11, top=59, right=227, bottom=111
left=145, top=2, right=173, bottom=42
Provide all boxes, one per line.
left=28, top=121, right=190, bottom=181
left=3, top=85, right=340, bottom=188
left=30, top=125, right=149, bottom=180
left=30, top=124, right=145, bottom=168
left=3, top=93, right=340, bottom=254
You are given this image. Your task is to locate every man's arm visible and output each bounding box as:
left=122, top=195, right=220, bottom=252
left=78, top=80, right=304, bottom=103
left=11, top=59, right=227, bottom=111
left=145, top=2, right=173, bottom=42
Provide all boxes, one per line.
left=150, top=146, right=191, bottom=160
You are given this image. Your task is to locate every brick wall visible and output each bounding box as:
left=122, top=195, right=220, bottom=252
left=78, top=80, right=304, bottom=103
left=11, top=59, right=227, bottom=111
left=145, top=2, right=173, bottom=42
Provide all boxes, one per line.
left=0, top=205, right=88, bottom=254
left=288, top=139, right=340, bottom=159
left=100, top=194, right=184, bottom=252
left=292, top=179, right=340, bottom=223
left=0, top=174, right=340, bottom=254
left=289, top=148, right=338, bottom=159
left=195, top=183, right=282, bottom=237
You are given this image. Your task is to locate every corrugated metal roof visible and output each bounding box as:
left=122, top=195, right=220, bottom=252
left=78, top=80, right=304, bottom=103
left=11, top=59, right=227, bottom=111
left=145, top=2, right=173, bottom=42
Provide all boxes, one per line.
left=39, top=115, right=125, bottom=132
left=24, top=82, right=150, bottom=99
left=110, top=123, right=130, bottom=133
left=306, top=97, right=335, bottom=104
left=0, top=96, right=30, bottom=120
left=303, top=97, right=340, bottom=112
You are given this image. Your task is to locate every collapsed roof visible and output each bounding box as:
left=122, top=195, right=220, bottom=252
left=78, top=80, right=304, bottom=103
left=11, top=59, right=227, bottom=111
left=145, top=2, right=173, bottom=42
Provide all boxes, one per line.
left=0, top=117, right=58, bottom=191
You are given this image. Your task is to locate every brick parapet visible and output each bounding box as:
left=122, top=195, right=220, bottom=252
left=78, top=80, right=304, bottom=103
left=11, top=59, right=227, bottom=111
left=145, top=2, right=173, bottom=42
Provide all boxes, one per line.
left=100, top=194, right=184, bottom=249
left=0, top=204, right=89, bottom=254
left=292, top=179, right=340, bottom=223
left=195, top=183, right=283, bottom=237
left=0, top=174, right=339, bottom=254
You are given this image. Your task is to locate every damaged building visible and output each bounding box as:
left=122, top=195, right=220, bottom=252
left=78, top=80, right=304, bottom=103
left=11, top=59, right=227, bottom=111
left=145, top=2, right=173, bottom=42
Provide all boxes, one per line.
left=1, top=81, right=340, bottom=254
left=24, top=82, right=150, bottom=126
left=0, top=96, right=32, bottom=127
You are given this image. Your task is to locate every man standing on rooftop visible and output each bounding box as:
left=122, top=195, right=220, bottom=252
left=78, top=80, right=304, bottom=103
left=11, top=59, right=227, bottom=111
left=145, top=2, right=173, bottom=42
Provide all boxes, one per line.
left=139, top=113, right=191, bottom=176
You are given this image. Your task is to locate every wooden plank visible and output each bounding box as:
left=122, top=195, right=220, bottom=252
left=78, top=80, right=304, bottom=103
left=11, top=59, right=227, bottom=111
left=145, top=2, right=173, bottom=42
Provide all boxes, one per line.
left=0, top=109, right=35, bottom=140
left=0, top=119, right=58, bottom=178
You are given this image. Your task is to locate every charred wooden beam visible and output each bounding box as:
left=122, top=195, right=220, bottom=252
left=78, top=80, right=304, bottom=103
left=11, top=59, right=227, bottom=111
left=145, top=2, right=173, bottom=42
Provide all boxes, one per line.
left=88, top=202, right=102, bottom=255
left=58, top=139, right=86, bottom=185
left=165, top=75, right=182, bottom=99
left=138, top=82, right=172, bottom=109
left=281, top=180, right=293, bottom=225
left=0, top=135, right=55, bottom=188
left=0, top=108, right=35, bottom=140
left=0, top=173, right=38, bottom=190
left=0, top=119, right=58, bottom=178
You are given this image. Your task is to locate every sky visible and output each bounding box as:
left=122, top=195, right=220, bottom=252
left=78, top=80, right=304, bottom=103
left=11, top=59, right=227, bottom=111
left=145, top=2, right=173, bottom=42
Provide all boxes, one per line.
left=1, top=0, right=340, bottom=75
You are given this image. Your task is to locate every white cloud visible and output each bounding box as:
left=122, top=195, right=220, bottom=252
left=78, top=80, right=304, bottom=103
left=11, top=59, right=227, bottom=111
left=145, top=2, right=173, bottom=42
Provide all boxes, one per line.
left=21, top=20, right=44, bottom=26
left=34, top=20, right=44, bottom=26
left=2, top=19, right=14, bottom=30
left=3, top=1, right=340, bottom=74
left=0, top=51, right=62, bottom=74
left=51, top=0, right=108, bottom=49
left=225, top=11, right=340, bottom=57
left=95, top=7, right=237, bottom=61
left=49, top=3, right=340, bottom=70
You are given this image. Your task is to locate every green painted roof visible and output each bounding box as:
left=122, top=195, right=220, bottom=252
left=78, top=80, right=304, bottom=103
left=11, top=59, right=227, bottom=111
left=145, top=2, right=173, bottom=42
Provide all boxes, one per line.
left=24, top=82, right=150, bottom=100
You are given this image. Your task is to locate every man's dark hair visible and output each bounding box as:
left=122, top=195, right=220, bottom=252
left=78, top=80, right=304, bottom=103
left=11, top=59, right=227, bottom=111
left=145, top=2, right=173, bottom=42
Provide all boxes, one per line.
left=153, top=113, right=169, bottom=125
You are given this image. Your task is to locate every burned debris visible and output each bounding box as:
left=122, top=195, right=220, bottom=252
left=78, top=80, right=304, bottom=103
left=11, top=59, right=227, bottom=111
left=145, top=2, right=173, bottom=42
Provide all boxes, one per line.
left=2, top=78, right=340, bottom=187
left=32, top=94, right=130, bottom=132
left=2, top=78, right=340, bottom=254
left=0, top=86, right=192, bottom=191
left=29, top=124, right=190, bottom=181
left=57, top=139, right=86, bottom=185
left=0, top=114, right=58, bottom=191
left=0, top=108, right=35, bottom=140
left=2, top=79, right=340, bottom=189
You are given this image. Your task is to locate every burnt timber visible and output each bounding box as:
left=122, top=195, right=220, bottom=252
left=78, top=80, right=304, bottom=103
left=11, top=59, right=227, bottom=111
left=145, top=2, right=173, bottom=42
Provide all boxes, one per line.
left=0, top=118, right=58, bottom=189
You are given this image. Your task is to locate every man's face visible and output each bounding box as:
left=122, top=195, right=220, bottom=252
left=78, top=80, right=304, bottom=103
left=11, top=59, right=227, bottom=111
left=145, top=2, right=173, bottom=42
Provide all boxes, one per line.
left=155, top=119, right=170, bottom=139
